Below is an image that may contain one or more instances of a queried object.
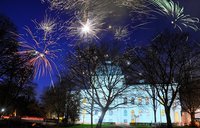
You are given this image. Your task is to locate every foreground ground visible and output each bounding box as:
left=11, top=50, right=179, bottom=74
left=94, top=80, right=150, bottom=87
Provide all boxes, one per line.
left=0, top=119, right=198, bottom=128
left=65, top=124, right=198, bottom=128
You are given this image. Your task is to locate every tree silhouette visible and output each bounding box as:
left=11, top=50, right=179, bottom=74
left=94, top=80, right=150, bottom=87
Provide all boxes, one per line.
left=0, top=14, right=34, bottom=115
left=180, top=56, right=200, bottom=126
left=41, top=79, right=80, bottom=124
left=66, top=42, right=132, bottom=128
left=127, top=31, right=200, bottom=128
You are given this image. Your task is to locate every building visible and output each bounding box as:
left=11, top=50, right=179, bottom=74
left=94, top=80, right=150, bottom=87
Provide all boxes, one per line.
left=78, top=61, right=182, bottom=124
left=182, top=110, right=200, bottom=126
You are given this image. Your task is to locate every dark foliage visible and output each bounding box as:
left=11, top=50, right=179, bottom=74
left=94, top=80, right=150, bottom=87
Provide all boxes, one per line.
left=0, top=14, right=35, bottom=116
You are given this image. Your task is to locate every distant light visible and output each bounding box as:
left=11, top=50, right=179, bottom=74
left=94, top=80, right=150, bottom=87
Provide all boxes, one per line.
left=1, top=108, right=5, bottom=112
left=126, top=60, right=131, bottom=66
left=104, top=54, right=109, bottom=58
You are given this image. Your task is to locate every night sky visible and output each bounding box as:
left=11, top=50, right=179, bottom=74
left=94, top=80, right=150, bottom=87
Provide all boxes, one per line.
left=0, top=0, right=200, bottom=98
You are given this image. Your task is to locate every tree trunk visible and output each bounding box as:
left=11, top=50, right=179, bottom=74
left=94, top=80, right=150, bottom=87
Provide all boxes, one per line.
left=91, top=101, right=94, bottom=128
left=91, top=89, right=94, bottom=128
left=153, top=98, right=157, bottom=123
left=96, top=109, right=107, bottom=128
left=65, top=105, right=69, bottom=124
left=57, top=113, right=60, bottom=125
left=153, top=108, right=157, bottom=123
left=190, top=111, right=195, bottom=126
left=66, top=111, right=69, bottom=124
left=165, top=106, right=172, bottom=128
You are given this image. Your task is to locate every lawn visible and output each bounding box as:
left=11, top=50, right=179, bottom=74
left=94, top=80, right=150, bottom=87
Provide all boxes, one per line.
left=62, top=124, right=198, bottom=128
left=61, top=124, right=117, bottom=128
left=60, top=124, right=152, bottom=128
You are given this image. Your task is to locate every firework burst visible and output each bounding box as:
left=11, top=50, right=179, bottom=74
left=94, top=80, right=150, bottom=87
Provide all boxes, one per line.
left=114, top=26, right=129, bottom=41
left=152, top=0, right=199, bottom=31
left=67, top=16, right=103, bottom=42
left=42, top=0, right=110, bottom=44
left=42, top=0, right=87, bottom=11
left=15, top=16, right=63, bottom=86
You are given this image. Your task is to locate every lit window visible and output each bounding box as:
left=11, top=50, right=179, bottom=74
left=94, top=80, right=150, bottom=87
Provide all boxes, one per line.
left=146, top=97, right=149, bottom=105
left=82, top=97, right=87, bottom=104
left=161, top=109, right=165, bottom=116
left=124, top=110, right=127, bottom=116
left=131, top=97, right=135, bottom=104
left=82, top=109, right=86, bottom=114
left=124, top=119, right=128, bottom=123
left=131, top=110, right=135, bottom=116
left=138, top=97, right=142, bottom=105
left=139, top=110, right=142, bottom=115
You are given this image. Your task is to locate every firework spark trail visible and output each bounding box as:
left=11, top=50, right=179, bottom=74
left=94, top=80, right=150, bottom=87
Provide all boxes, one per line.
left=114, top=0, right=155, bottom=21
left=16, top=16, right=63, bottom=86
left=152, top=0, right=199, bottom=31
left=42, top=0, right=110, bottom=23
left=114, top=0, right=150, bottom=13
left=42, top=0, right=87, bottom=11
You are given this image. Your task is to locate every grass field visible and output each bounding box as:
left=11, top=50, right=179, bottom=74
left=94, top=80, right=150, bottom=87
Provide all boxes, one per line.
left=60, top=124, right=152, bottom=128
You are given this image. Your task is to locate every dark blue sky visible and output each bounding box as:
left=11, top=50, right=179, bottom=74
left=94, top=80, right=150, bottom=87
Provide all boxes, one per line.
left=0, top=0, right=200, bottom=98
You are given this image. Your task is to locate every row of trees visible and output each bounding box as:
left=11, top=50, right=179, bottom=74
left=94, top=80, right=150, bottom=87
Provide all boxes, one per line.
left=41, top=77, right=80, bottom=124
left=126, top=32, right=200, bottom=127
left=62, top=31, right=200, bottom=128
left=0, top=15, right=43, bottom=117
left=0, top=15, right=80, bottom=123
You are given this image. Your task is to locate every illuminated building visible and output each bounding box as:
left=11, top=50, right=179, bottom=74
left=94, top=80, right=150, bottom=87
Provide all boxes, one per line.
left=79, top=61, right=181, bottom=124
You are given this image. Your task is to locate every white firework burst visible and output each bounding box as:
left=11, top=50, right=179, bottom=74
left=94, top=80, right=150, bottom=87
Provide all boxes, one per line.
left=114, top=26, right=129, bottom=41
left=67, top=16, right=103, bottom=41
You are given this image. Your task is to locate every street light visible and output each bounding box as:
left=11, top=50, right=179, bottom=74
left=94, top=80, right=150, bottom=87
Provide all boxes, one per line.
left=1, top=108, right=5, bottom=112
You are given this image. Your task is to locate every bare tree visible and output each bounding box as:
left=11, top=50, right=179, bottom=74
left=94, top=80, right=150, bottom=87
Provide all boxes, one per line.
left=123, top=47, right=159, bottom=124
left=138, top=84, right=159, bottom=124
left=66, top=42, right=132, bottom=128
left=127, top=31, right=199, bottom=128
left=179, top=55, right=200, bottom=126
